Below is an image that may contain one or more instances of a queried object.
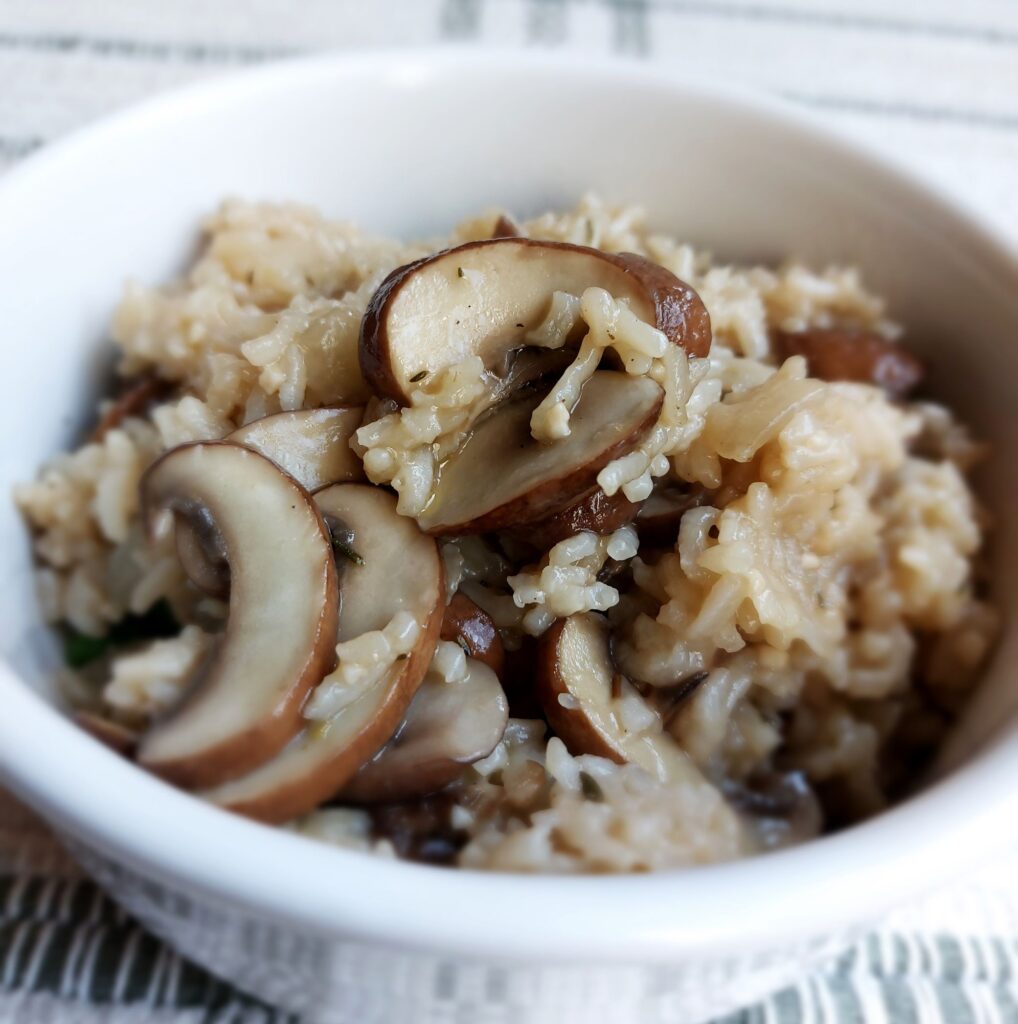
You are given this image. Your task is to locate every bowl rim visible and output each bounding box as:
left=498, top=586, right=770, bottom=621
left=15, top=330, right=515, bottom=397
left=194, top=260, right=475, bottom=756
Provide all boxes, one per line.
left=2, top=46, right=1018, bottom=962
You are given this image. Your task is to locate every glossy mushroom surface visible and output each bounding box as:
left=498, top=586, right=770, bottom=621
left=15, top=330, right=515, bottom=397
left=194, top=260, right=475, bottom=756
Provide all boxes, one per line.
left=200, top=484, right=443, bottom=823
left=137, top=443, right=339, bottom=789
left=360, top=238, right=711, bottom=403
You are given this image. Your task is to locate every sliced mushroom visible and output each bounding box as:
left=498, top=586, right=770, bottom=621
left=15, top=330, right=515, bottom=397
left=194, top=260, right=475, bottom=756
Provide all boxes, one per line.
left=369, top=792, right=465, bottom=865
left=228, top=407, right=365, bottom=492
left=491, top=214, right=524, bottom=239
left=341, top=657, right=508, bottom=803
left=137, top=443, right=339, bottom=788
left=775, top=327, right=924, bottom=398
left=76, top=711, right=139, bottom=756
left=441, top=593, right=505, bottom=677
left=418, top=371, right=663, bottom=535
left=200, top=484, right=443, bottom=823
left=635, top=484, right=705, bottom=547
left=722, top=771, right=823, bottom=849
left=360, top=238, right=711, bottom=403
left=174, top=504, right=230, bottom=600
left=511, top=486, right=639, bottom=551
left=499, top=636, right=545, bottom=720
left=91, top=375, right=172, bottom=442
left=174, top=408, right=366, bottom=598
left=484, top=346, right=576, bottom=409
left=537, top=612, right=693, bottom=783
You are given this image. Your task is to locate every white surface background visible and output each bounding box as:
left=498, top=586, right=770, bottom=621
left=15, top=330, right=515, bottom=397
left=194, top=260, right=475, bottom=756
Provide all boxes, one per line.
left=0, top=0, right=1017, bottom=241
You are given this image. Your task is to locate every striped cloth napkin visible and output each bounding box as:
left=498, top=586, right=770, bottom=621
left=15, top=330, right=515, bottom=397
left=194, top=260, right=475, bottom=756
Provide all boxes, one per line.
left=2, top=2, right=1018, bottom=1020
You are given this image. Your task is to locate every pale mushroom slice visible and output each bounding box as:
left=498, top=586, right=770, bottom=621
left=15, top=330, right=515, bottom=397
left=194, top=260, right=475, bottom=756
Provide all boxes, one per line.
left=227, top=407, right=365, bottom=492
left=537, top=612, right=695, bottom=783
left=360, top=238, right=711, bottom=403
left=341, top=657, right=509, bottom=804
left=418, top=371, right=663, bottom=535
left=137, top=443, right=339, bottom=788
left=174, top=408, right=366, bottom=598
left=200, top=484, right=443, bottom=823
left=174, top=504, right=230, bottom=600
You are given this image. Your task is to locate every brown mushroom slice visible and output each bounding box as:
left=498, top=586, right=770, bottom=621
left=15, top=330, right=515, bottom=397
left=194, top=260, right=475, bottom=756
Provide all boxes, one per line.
left=441, top=593, right=505, bottom=677
left=537, top=612, right=693, bottom=783
left=341, top=657, right=509, bottom=803
left=775, top=327, right=924, bottom=398
left=227, top=407, right=365, bottom=492
left=200, top=484, right=443, bottom=823
left=418, top=372, right=663, bottom=535
left=137, top=443, right=339, bottom=788
left=491, top=213, right=524, bottom=238
left=76, top=711, right=139, bottom=756
left=635, top=484, right=705, bottom=547
left=174, top=504, right=231, bottom=600
left=360, top=238, right=711, bottom=403
left=174, top=407, right=367, bottom=599
left=91, top=375, right=172, bottom=442
left=511, top=486, right=639, bottom=551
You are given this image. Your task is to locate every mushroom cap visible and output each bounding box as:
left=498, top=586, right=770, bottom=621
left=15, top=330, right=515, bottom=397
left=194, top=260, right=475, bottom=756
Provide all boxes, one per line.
left=200, top=483, right=444, bottom=823
left=137, top=442, right=339, bottom=789
left=174, top=408, right=366, bottom=599
left=775, top=327, right=924, bottom=398
left=228, top=406, right=365, bottom=492
left=440, top=593, right=505, bottom=677
left=341, top=657, right=509, bottom=804
left=360, top=238, right=711, bottom=403
left=418, top=371, right=663, bottom=535
left=512, top=486, right=640, bottom=551
left=538, top=612, right=695, bottom=784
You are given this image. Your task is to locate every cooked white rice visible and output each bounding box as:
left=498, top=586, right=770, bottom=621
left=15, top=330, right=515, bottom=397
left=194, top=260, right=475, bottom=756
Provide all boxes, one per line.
left=14, top=194, right=997, bottom=872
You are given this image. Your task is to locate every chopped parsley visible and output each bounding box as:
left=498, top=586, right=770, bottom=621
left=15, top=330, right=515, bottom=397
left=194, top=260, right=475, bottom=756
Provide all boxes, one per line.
left=62, top=599, right=179, bottom=669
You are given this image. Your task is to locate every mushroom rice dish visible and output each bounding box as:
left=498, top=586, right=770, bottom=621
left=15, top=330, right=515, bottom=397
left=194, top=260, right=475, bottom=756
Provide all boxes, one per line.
left=15, top=196, right=998, bottom=873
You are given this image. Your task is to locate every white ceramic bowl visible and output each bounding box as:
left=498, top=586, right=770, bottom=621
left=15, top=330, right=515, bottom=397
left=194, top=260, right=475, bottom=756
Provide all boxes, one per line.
left=2, top=50, right=1017, bottom=1024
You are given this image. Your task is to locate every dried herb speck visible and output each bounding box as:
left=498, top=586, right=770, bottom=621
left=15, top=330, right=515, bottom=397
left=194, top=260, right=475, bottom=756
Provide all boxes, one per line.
left=579, top=771, right=604, bottom=802
left=331, top=536, right=365, bottom=566
left=409, top=370, right=429, bottom=383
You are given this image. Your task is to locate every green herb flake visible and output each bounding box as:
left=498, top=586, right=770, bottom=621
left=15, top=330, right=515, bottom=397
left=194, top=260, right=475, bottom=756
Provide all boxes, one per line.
left=64, top=631, right=110, bottom=668
left=579, top=771, right=604, bottom=802
left=456, top=266, right=465, bottom=278
left=331, top=537, right=365, bottom=566
left=61, top=598, right=180, bottom=669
